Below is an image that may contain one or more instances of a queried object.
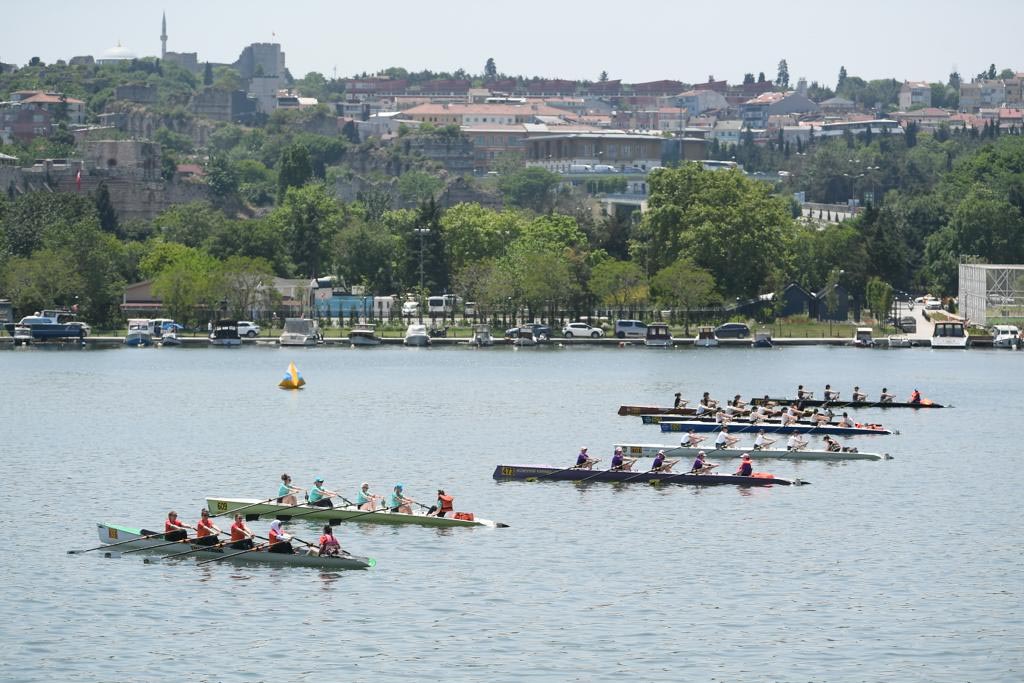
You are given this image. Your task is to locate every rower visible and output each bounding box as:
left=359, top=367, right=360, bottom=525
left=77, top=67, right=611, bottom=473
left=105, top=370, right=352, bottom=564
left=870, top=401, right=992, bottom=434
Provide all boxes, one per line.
left=786, top=433, right=808, bottom=451
left=355, top=482, right=380, bottom=511
left=650, top=450, right=678, bottom=473
left=427, top=489, right=454, bottom=517
left=823, top=384, right=839, bottom=402
left=880, top=387, right=895, bottom=403
left=673, top=392, right=686, bottom=409
left=909, top=388, right=922, bottom=404
left=229, top=514, right=255, bottom=550
left=797, top=385, right=813, bottom=400
left=714, top=409, right=731, bottom=425
left=194, top=508, right=223, bottom=547
left=164, top=511, right=192, bottom=542
left=714, top=426, right=740, bottom=449
left=387, top=483, right=414, bottom=514
left=277, top=473, right=303, bottom=506
left=753, top=429, right=776, bottom=450
left=610, top=447, right=637, bottom=472
left=574, top=447, right=598, bottom=470
left=837, top=411, right=854, bottom=428
left=782, top=404, right=801, bottom=426
left=735, top=453, right=754, bottom=477
left=267, top=520, right=295, bottom=554
left=822, top=435, right=842, bottom=453
left=810, top=409, right=832, bottom=426
left=317, top=525, right=342, bottom=557
left=681, top=429, right=706, bottom=448
left=852, top=386, right=867, bottom=402
left=700, top=392, right=718, bottom=410
left=690, top=450, right=719, bottom=475
left=308, top=477, right=339, bottom=508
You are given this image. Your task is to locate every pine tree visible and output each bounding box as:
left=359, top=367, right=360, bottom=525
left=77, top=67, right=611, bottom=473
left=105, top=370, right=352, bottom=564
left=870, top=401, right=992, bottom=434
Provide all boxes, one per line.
left=94, top=182, right=119, bottom=234
left=743, top=73, right=755, bottom=85
left=837, top=66, right=847, bottom=91
left=599, top=70, right=608, bottom=82
left=757, top=72, right=766, bottom=83
left=203, top=62, right=213, bottom=86
left=484, top=57, right=497, bottom=79
left=776, top=59, right=790, bottom=89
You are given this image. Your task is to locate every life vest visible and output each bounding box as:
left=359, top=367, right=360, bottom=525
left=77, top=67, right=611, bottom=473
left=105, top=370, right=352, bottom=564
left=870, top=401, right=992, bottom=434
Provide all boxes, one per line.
left=438, top=494, right=454, bottom=513
left=319, top=533, right=341, bottom=555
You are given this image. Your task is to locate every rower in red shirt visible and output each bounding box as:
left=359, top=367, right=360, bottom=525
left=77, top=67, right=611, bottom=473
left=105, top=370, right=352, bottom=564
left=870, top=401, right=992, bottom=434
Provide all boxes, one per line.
left=164, top=510, right=192, bottom=542
left=194, top=508, right=223, bottom=546
left=318, top=525, right=342, bottom=557
left=229, top=513, right=255, bottom=550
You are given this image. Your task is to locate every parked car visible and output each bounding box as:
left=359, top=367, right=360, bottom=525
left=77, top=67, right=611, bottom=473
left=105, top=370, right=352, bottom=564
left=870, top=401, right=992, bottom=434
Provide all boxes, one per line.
left=504, top=323, right=552, bottom=341
left=237, top=321, right=261, bottom=337
left=714, top=322, right=750, bottom=339
left=66, top=321, right=91, bottom=337
left=899, top=316, right=917, bottom=333
left=562, top=322, right=604, bottom=338
left=614, top=319, right=647, bottom=338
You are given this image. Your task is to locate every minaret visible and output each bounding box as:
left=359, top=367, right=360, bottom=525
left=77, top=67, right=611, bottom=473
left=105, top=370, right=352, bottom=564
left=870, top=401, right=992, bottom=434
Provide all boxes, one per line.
left=160, top=12, right=167, bottom=59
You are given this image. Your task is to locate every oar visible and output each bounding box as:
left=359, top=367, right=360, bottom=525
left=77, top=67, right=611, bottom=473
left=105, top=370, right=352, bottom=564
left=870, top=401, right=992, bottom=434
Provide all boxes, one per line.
left=195, top=539, right=292, bottom=566
left=241, top=493, right=338, bottom=522
left=119, top=535, right=198, bottom=555
left=527, top=460, right=601, bottom=482
left=579, top=459, right=639, bottom=483
left=210, top=495, right=291, bottom=520
left=68, top=529, right=166, bottom=555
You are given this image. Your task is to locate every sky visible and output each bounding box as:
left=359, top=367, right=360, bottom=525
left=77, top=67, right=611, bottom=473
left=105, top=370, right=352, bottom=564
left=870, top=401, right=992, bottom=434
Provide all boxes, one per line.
left=4, top=0, right=1022, bottom=88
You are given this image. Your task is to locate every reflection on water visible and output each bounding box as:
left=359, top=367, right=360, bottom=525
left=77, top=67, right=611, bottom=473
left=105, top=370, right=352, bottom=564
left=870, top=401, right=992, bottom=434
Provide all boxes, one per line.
left=3, top=345, right=1022, bottom=682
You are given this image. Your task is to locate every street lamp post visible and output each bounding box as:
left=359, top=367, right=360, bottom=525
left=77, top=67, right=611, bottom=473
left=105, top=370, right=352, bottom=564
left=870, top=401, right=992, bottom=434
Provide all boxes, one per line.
left=414, top=227, right=430, bottom=292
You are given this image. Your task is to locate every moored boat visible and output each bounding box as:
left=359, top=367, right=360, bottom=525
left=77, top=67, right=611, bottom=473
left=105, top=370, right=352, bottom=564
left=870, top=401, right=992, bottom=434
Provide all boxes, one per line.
left=852, top=326, right=875, bottom=347
left=469, top=323, right=494, bottom=347
left=279, top=318, right=321, bottom=346
left=887, top=334, right=913, bottom=348
left=657, top=419, right=892, bottom=436
left=492, top=464, right=804, bottom=486
left=348, top=323, right=381, bottom=347
left=752, top=330, right=773, bottom=348
left=614, top=443, right=884, bottom=461
left=95, top=523, right=375, bottom=569
left=403, top=323, right=430, bottom=346
left=931, top=320, right=970, bottom=349
left=694, top=326, right=719, bottom=347
left=644, top=322, right=672, bottom=348
left=206, top=497, right=508, bottom=528
left=992, top=324, right=1020, bottom=349
left=209, top=320, right=242, bottom=347
left=124, top=318, right=154, bottom=347
left=4, top=309, right=91, bottom=342
left=750, top=396, right=944, bottom=409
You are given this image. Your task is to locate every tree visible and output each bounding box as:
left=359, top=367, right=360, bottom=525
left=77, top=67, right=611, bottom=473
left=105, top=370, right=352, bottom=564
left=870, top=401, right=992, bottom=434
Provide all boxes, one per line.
left=150, top=247, right=220, bottom=327
left=776, top=59, right=790, bottom=89
left=743, top=73, right=755, bottom=85
left=589, top=260, right=648, bottom=311
left=987, top=64, right=997, bottom=80
left=93, top=182, right=119, bottom=235
left=332, top=217, right=401, bottom=294
left=440, top=203, right=524, bottom=275
left=497, top=167, right=560, bottom=213
left=203, top=62, right=213, bottom=86
left=397, top=170, right=444, bottom=204
left=205, top=154, right=239, bottom=201
left=218, top=255, right=275, bottom=319
left=865, top=277, right=893, bottom=325
left=153, top=201, right=227, bottom=248
left=277, top=144, right=313, bottom=200
left=651, top=257, right=719, bottom=334
left=837, top=66, right=848, bottom=91
left=757, top=72, right=766, bottom=83
left=271, top=182, right=343, bottom=278
left=484, top=57, right=497, bottom=79
left=948, top=71, right=961, bottom=90
left=599, top=70, right=609, bottom=82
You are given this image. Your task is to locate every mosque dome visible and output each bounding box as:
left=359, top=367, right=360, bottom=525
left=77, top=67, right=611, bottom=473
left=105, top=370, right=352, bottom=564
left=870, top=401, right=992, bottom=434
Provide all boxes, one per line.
left=100, top=42, right=137, bottom=61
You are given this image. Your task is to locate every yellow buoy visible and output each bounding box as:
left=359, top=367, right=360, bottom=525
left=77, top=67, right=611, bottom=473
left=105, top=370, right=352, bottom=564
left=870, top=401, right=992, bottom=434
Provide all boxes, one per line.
left=278, top=361, right=306, bottom=390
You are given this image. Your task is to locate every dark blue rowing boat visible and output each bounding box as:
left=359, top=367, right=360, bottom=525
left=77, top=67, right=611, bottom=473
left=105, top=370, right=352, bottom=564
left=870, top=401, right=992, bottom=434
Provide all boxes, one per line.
left=656, top=419, right=892, bottom=436
left=492, top=465, right=804, bottom=486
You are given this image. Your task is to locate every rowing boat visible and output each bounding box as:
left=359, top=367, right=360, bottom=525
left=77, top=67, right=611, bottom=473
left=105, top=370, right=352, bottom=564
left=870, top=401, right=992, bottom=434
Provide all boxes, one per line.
left=656, top=420, right=892, bottom=436
left=206, top=497, right=508, bottom=528
left=618, top=405, right=698, bottom=416
left=751, top=396, right=945, bottom=409
left=96, top=523, right=375, bottom=569
left=492, top=465, right=805, bottom=486
left=614, top=443, right=884, bottom=461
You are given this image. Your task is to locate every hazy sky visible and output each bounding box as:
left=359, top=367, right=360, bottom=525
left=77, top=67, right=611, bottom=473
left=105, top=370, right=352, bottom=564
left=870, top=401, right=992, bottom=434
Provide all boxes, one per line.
left=4, top=1, right=1021, bottom=87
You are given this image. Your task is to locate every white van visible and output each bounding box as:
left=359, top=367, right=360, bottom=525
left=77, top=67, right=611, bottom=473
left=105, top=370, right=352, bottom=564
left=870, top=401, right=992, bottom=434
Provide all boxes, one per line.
left=401, top=300, right=420, bottom=316
left=614, top=319, right=647, bottom=339
left=593, top=164, right=617, bottom=173
left=568, top=164, right=592, bottom=173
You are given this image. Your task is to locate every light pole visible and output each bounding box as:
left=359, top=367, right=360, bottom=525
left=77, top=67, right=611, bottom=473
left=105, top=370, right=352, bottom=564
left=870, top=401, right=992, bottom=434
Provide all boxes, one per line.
left=414, top=227, right=430, bottom=292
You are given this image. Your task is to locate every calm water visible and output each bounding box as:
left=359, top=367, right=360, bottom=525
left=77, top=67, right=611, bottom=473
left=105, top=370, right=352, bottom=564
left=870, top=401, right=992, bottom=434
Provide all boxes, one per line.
left=2, top=343, right=1021, bottom=682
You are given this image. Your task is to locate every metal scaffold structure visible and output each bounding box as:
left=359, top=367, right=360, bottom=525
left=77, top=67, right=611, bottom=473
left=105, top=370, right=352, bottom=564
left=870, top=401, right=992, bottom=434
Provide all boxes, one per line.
left=959, top=263, right=1024, bottom=326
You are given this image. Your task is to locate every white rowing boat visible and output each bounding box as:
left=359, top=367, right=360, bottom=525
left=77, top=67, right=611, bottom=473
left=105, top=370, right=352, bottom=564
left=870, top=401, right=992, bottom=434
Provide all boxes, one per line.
left=206, top=497, right=509, bottom=528
left=96, top=523, right=375, bottom=569
left=614, top=443, right=885, bottom=461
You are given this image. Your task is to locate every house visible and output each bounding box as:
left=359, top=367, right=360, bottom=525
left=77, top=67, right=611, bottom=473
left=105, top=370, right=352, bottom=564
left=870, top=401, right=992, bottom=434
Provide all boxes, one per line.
left=5, top=91, right=86, bottom=126
left=741, top=92, right=821, bottom=129
left=401, top=102, right=571, bottom=126
left=896, top=107, right=951, bottom=132
left=711, top=119, right=744, bottom=147
left=672, top=89, right=729, bottom=115
left=814, top=284, right=850, bottom=322
left=898, top=81, right=932, bottom=110
left=523, top=132, right=666, bottom=173
left=819, top=97, right=857, bottom=114
left=777, top=283, right=816, bottom=318
left=959, top=79, right=1006, bottom=111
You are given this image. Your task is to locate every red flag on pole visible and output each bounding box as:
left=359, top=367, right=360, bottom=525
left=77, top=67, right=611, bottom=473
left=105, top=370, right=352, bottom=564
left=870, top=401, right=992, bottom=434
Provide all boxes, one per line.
left=75, top=169, right=82, bottom=191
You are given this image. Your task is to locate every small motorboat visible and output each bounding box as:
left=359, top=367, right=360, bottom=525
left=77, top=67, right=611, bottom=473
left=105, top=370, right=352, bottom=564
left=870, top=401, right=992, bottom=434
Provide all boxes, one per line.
left=279, top=318, right=320, bottom=347
left=209, top=320, right=242, bottom=347
left=469, top=324, right=494, bottom=347
left=694, top=326, right=718, bottom=347
left=153, top=319, right=184, bottom=346
left=349, top=323, right=382, bottom=347
left=852, top=327, right=875, bottom=347
left=992, top=324, right=1020, bottom=349
left=644, top=322, right=672, bottom=348
left=403, top=323, right=430, bottom=347
left=887, top=334, right=913, bottom=348
left=752, top=330, right=773, bottom=348
left=124, top=319, right=154, bottom=347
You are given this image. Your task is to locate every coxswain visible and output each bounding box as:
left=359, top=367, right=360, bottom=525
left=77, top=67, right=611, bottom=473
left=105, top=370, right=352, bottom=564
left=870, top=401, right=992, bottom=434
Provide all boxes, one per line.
left=574, top=447, right=598, bottom=470
left=879, top=387, right=895, bottom=403
left=650, top=450, right=678, bottom=473
left=690, top=450, right=719, bottom=475
left=797, top=385, right=812, bottom=400
left=267, top=520, right=295, bottom=554
left=753, top=429, right=776, bottom=450
left=164, top=511, right=192, bottom=542
left=229, top=514, right=255, bottom=550
left=714, top=426, right=740, bottom=449
left=823, top=384, right=839, bottom=402
left=610, top=447, right=637, bottom=472
left=681, top=429, right=706, bottom=448
left=355, top=482, right=380, bottom=511
left=194, top=508, right=223, bottom=547
left=909, top=388, right=922, bottom=404
left=427, top=489, right=455, bottom=517
left=823, top=435, right=842, bottom=453
left=837, top=411, right=854, bottom=428
left=786, top=433, right=808, bottom=451
left=852, top=386, right=867, bottom=402
left=387, top=483, right=414, bottom=514
left=735, top=454, right=754, bottom=477
left=277, top=473, right=303, bottom=505
left=673, top=392, right=685, bottom=409
left=308, top=477, right=339, bottom=508
left=317, top=525, right=342, bottom=557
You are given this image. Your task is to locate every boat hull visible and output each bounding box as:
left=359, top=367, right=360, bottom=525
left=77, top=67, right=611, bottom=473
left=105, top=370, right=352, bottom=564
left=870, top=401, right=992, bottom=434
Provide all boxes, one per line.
left=124, top=332, right=153, bottom=347
left=657, top=420, right=892, bottom=436
left=96, top=523, right=374, bottom=569
left=349, top=334, right=382, bottom=346
left=614, top=443, right=883, bottom=461
left=492, top=465, right=800, bottom=486
left=279, top=334, right=317, bottom=346
left=206, top=498, right=505, bottom=528
left=751, top=397, right=943, bottom=409
left=618, top=405, right=697, bottom=416
left=403, top=335, right=430, bottom=346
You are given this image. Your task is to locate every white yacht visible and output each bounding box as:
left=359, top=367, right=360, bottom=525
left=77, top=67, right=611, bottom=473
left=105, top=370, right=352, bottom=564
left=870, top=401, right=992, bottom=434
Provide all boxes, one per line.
left=694, top=326, right=718, bottom=347
left=931, top=320, right=969, bottom=349
left=469, top=324, right=494, bottom=347
left=349, top=323, right=382, bottom=347
left=992, top=324, right=1020, bottom=349
left=124, top=319, right=154, bottom=347
left=403, top=323, right=430, bottom=347
left=644, top=322, right=672, bottom=348
left=279, top=318, right=320, bottom=347
left=209, top=320, right=242, bottom=347
left=852, top=327, right=875, bottom=348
